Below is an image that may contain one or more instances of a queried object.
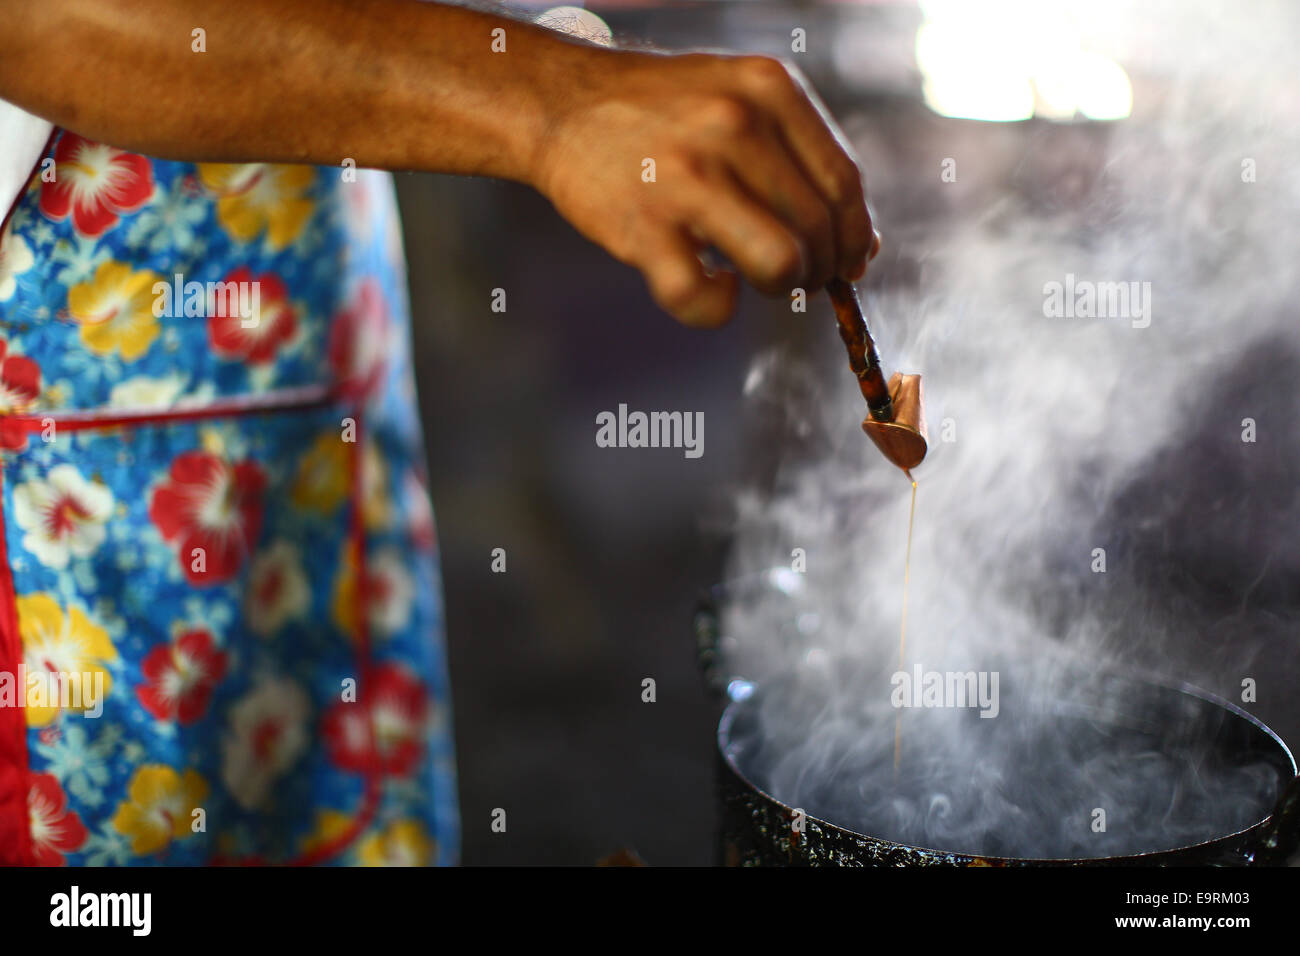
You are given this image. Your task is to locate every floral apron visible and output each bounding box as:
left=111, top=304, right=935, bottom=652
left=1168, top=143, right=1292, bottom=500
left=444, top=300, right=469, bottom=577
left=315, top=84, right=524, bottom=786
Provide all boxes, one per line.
left=0, top=131, right=459, bottom=865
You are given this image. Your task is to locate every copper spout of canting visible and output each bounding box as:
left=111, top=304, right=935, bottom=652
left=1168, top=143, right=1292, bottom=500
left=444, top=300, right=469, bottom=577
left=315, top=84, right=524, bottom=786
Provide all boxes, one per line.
left=862, top=371, right=928, bottom=476
left=826, top=278, right=929, bottom=476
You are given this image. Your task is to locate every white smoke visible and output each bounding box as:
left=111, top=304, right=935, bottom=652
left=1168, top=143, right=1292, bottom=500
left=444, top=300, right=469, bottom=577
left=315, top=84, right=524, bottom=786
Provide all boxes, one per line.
left=716, top=0, right=1300, bottom=857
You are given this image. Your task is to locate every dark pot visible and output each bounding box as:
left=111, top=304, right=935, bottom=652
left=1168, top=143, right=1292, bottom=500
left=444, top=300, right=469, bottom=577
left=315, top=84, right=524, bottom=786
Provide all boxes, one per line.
left=697, top=572, right=1300, bottom=866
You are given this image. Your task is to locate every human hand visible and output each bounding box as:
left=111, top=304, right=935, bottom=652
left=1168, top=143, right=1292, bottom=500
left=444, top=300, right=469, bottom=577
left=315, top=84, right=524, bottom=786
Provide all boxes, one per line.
left=532, top=50, right=880, bottom=327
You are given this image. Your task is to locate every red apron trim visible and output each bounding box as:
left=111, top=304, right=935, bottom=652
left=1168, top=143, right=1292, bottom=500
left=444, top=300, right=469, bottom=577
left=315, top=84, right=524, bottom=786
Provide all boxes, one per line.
left=2, top=382, right=358, bottom=434
left=0, top=466, right=36, bottom=864
left=283, top=405, right=381, bottom=867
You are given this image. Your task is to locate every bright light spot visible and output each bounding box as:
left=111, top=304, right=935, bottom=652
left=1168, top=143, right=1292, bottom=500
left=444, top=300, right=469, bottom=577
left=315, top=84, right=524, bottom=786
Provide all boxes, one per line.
left=1074, top=52, right=1133, bottom=120
left=767, top=567, right=805, bottom=595
left=1033, top=54, right=1088, bottom=120
left=916, top=19, right=1035, bottom=122
left=915, top=0, right=1132, bottom=123
left=726, top=679, right=755, bottom=702
left=535, top=6, right=614, bottom=47
left=803, top=647, right=831, bottom=670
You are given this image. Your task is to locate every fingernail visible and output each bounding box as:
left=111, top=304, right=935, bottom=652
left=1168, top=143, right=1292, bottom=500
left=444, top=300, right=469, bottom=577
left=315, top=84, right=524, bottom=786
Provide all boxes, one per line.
left=869, top=230, right=882, bottom=259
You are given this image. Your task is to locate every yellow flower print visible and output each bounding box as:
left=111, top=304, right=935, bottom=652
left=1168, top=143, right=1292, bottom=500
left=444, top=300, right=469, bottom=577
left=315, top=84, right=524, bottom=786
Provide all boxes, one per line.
left=111, top=765, right=208, bottom=856
left=358, top=820, right=436, bottom=867
left=198, top=426, right=230, bottom=459
left=66, top=260, right=163, bottom=361
left=17, top=593, right=118, bottom=727
left=299, top=809, right=354, bottom=855
left=291, top=430, right=351, bottom=514
left=362, top=440, right=393, bottom=531
left=198, top=163, right=315, bottom=251
left=331, top=545, right=359, bottom=638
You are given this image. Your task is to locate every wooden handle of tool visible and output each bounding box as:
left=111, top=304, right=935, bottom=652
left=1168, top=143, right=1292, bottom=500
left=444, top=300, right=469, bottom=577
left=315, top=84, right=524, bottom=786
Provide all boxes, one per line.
left=827, top=278, right=893, bottom=421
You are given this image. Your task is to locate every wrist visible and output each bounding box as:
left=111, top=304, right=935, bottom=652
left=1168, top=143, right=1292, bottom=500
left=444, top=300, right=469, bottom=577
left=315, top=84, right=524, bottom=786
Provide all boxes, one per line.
left=517, top=39, right=618, bottom=192
left=387, top=5, right=607, bottom=184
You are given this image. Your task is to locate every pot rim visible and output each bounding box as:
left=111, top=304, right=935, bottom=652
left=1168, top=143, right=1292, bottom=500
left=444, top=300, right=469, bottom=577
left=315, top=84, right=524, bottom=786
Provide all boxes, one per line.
left=716, top=674, right=1298, bottom=864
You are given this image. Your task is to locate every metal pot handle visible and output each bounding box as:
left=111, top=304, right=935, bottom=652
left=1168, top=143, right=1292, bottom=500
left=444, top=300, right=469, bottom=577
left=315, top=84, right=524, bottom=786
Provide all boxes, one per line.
left=1241, top=773, right=1300, bottom=865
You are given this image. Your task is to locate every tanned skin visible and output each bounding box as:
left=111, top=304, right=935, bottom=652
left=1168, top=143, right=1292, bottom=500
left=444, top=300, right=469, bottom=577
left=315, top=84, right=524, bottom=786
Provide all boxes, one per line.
left=0, top=0, right=880, bottom=326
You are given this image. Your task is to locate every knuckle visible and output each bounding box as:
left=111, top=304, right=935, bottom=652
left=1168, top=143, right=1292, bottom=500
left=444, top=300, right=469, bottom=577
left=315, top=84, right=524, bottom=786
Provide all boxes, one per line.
left=757, top=237, right=805, bottom=289
left=827, top=159, right=864, bottom=206
left=696, top=95, right=756, bottom=136
left=738, top=55, right=796, bottom=96
left=801, top=205, right=834, bottom=243
left=660, top=147, right=714, bottom=183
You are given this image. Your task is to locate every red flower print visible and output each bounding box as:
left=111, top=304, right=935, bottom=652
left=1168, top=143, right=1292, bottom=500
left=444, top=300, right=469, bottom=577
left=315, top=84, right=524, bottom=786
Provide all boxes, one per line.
left=403, top=469, right=437, bottom=552
left=321, top=663, right=428, bottom=776
left=39, top=134, right=153, bottom=238
left=149, top=451, right=267, bottom=586
left=0, top=338, right=40, bottom=450
left=137, top=628, right=229, bottom=724
left=28, top=773, right=87, bottom=866
left=207, top=267, right=297, bottom=364
left=328, top=278, right=389, bottom=396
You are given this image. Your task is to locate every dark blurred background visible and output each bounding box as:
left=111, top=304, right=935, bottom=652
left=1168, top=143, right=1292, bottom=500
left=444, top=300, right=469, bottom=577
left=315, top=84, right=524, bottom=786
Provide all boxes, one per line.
left=394, top=0, right=1300, bottom=864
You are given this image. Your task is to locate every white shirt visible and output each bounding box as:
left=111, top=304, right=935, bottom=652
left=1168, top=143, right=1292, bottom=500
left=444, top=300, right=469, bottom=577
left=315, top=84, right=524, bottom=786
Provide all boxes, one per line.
left=0, top=100, right=54, bottom=224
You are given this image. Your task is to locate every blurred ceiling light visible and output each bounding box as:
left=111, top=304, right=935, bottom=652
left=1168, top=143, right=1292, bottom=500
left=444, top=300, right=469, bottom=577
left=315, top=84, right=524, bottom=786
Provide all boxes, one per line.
left=915, top=15, right=1035, bottom=121
left=1072, top=51, right=1134, bottom=120
left=915, top=0, right=1131, bottom=122
left=534, top=5, right=614, bottom=47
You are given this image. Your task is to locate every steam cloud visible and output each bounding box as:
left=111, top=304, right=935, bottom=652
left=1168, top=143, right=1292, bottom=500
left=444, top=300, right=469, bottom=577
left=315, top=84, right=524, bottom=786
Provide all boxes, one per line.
left=716, top=0, right=1300, bottom=858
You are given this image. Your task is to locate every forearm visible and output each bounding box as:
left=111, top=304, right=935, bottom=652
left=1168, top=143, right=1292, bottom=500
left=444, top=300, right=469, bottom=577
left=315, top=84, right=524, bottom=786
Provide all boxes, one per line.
left=0, top=0, right=601, bottom=183
left=1, top=0, right=879, bottom=324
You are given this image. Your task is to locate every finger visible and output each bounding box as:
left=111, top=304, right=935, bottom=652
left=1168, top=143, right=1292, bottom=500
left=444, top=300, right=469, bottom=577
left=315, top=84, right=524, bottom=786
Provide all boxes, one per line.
left=737, top=58, right=874, bottom=280
left=637, top=227, right=739, bottom=328
left=724, top=126, right=838, bottom=291
left=848, top=230, right=883, bottom=281
left=660, top=158, right=808, bottom=296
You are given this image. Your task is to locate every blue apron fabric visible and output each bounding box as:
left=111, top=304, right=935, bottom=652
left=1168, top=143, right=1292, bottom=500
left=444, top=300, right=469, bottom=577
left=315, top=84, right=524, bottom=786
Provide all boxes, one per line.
left=0, top=130, right=458, bottom=865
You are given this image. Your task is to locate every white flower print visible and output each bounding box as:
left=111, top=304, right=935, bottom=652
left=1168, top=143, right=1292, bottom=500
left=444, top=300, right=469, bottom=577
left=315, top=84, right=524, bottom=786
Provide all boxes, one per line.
left=33, top=723, right=116, bottom=808
left=0, top=230, right=35, bottom=301
left=13, top=464, right=115, bottom=569
left=108, top=373, right=189, bottom=409
left=245, top=540, right=311, bottom=637
left=221, top=676, right=311, bottom=811
left=125, top=177, right=207, bottom=255
left=81, top=820, right=133, bottom=867
left=368, top=547, right=414, bottom=638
